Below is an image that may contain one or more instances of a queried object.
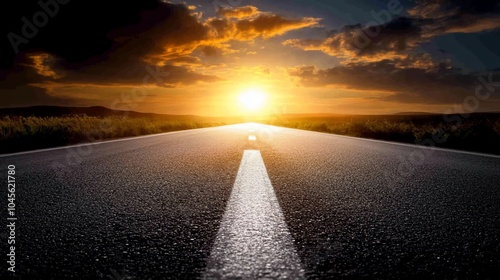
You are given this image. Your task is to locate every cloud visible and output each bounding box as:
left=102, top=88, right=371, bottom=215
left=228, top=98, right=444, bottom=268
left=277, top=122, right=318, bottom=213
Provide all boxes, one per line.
left=285, top=0, right=500, bottom=63
left=206, top=14, right=320, bottom=41
left=26, top=53, right=63, bottom=79
left=0, top=65, right=82, bottom=107
left=217, top=5, right=260, bottom=19
left=0, top=56, right=223, bottom=108
left=21, top=54, right=222, bottom=87
left=0, top=84, right=81, bottom=107
left=1, top=0, right=318, bottom=66
left=284, top=17, right=422, bottom=63
left=236, top=14, right=320, bottom=38
left=0, top=1, right=222, bottom=107
left=408, top=0, right=500, bottom=19
left=287, top=58, right=496, bottom=104
left=2, top=1, right=207, bottom=68
left=1, top=0, right=212, bottom=82
left=1, top=0, right=318, bottom=81
left=270, top=1, right=500, bottom=107
left=409, top=0, right=500, bottom=35
left=198, top=45, right=221, bottom=57
left=166, top=56, right=202, bottom=66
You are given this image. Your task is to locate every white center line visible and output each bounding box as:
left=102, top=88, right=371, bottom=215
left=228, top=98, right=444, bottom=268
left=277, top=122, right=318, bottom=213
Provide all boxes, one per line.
left=204, top=150, right=305, bottom=279
left=248, top=135, right=257, bottom=141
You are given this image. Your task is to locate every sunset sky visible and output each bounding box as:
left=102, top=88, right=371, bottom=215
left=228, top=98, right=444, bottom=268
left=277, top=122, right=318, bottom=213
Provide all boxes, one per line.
left=1, top=0, right=500, bottom=116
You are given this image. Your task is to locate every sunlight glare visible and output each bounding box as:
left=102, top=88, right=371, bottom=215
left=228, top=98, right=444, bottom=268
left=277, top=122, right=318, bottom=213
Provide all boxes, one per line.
left=238, top=88, right=267, bottom=112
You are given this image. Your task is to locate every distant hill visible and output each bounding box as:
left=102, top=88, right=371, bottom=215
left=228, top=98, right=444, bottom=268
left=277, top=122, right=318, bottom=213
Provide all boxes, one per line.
left=394, top=112, right=436, bottom=116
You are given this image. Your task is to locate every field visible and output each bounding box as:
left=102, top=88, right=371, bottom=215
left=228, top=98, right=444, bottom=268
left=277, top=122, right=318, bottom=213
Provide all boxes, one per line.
left=263, top=113, right=500, bottom=155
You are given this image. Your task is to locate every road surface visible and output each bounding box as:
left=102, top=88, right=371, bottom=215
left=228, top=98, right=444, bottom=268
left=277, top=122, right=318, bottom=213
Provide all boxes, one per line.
left=1, top=123, right=499, bottom=279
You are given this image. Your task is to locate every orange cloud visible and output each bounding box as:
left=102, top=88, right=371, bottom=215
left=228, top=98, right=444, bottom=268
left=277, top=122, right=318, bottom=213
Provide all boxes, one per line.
left=217, top=5, right=260, bottom=19
left=236, top=14, right=319, bottom=39
left=206, top=14, right=319, bottom=41
left=144, top=6, right=319, bottom=64
left=146, top=11, right=320, bottom=65
left=27, top=54, right=63, bottom=79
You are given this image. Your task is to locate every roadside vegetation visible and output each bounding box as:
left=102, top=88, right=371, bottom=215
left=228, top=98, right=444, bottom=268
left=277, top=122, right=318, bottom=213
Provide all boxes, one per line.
left=0, top=115, right=227, bottom=153
left=263, top=113, right=500, bottom=155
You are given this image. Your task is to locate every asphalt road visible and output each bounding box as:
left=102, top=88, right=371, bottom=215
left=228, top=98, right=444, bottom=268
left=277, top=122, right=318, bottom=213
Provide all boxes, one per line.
left=1, top=123, right=499, bottom=279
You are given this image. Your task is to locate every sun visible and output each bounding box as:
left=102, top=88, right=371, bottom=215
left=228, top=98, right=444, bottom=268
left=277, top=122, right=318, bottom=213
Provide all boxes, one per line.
left=238, top=88, right=267, bottom=112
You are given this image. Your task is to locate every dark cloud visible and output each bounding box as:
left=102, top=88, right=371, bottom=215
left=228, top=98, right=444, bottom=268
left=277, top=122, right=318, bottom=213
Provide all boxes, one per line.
left=199, top=45, right=221, bottom=57
left=1, top=1, right=212, bottom=78
left=0, top=85, right=79, bottom=107
left=409, top=0, right=500, bottom=18
left=0, top=0, right=220, bottom=107
left=287, top=58, right=500, bottom=104
left=53, top=63, right=223, bottom=87
left=1, top=0, right=204, bottom=67
left=2, top=0, right=319, bottom=69
left=284, top=17, right=423, bottom=62
left=285, top=0, right=500, bottom=63
left=2, top=2, right=317, bottom=70
left=409, top=0, right=500, bottom=34
left=0, top=64, right=83, bottom=107
left=3, top=52, right=221, bottom=88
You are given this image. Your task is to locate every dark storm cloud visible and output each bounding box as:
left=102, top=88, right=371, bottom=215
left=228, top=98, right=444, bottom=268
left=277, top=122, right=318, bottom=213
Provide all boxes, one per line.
left=1, top=0, right=208, bottom=68
left=288, top=59, right=500, bottom=104
left=0, top=62, right=82, bottom=107
left=0, top=84, right=83, bottom=108
left=285, top=17, right=424, bottom=62
left=409, top=0, right=500, bottom=34
left=285, top=0, right=500, bottom=63
left=0, top=1, right=318, bottom=108
left=409, top=0, right=500, bottom=18
left=51, top=61, right=223, bottom=87
left=0, top=0, right=221, bottom=106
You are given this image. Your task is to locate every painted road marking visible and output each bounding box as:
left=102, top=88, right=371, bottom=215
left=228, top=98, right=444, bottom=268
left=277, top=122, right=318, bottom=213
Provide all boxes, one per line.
left=204, top=150, right=305, bottom=279
left=248, top=135, right=257, bottom=141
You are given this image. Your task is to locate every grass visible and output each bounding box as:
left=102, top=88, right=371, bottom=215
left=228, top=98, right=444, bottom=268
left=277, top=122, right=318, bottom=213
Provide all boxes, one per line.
left=263, top=114, right=500, bottom=155
left=0, top=115, right=227, bottom=153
